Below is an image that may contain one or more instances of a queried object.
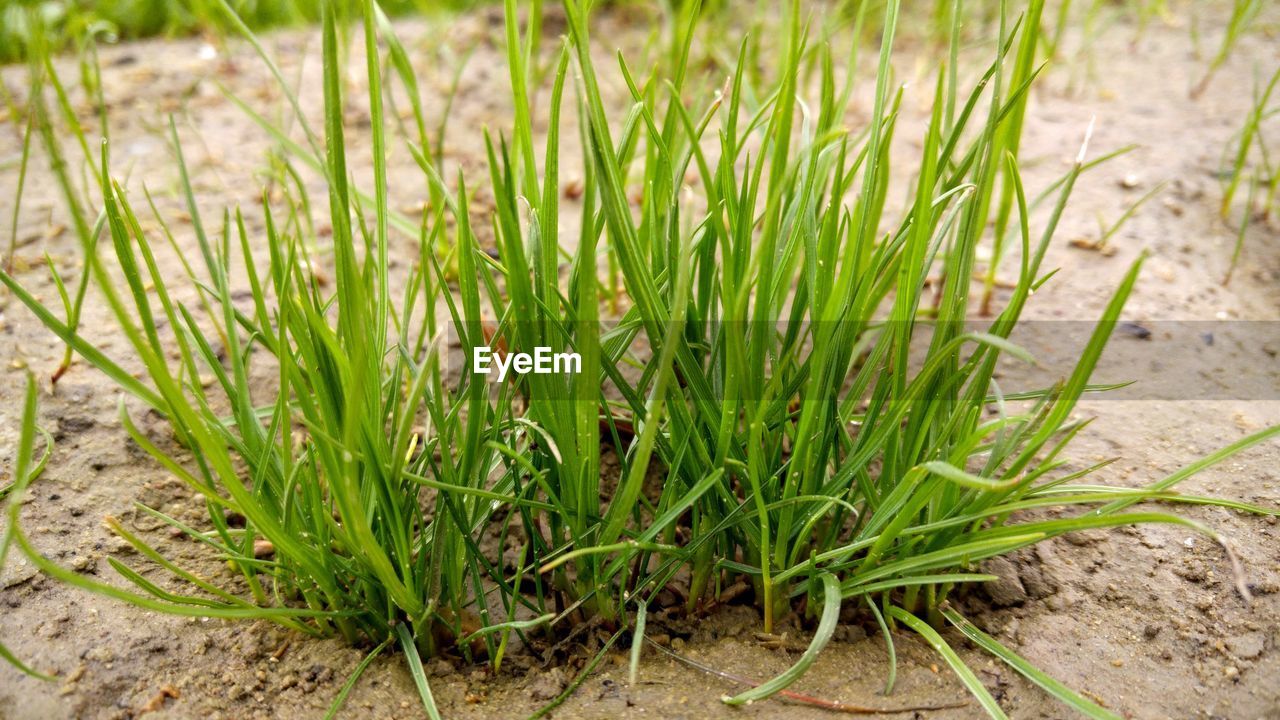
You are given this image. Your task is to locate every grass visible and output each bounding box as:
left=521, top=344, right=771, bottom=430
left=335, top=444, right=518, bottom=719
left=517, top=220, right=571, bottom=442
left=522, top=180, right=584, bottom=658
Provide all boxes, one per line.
left=1220, top=62, right=1279, bottom=283
left=0, top=0, right=466, bottom=64
left=0, top=376, right=55, bottom=681
left=1039, top=0, right=1276, bottom=97
left=2, top=0, right=1279, bottom=717
left=1069, top=179, right=1168, bottom=255
left=1192, top=0, right=1268, bottom=98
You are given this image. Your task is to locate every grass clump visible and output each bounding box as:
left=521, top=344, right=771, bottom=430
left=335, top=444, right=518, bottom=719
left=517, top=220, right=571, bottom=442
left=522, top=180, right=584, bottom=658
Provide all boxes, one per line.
left=7, top=1, right=524, bottom=707
left=2, top=0, right=1278, bottom=717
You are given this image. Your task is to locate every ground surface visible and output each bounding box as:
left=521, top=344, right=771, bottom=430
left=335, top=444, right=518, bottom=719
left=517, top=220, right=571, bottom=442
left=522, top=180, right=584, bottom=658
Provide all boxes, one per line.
left=1, top=4, right=1279, bottom=719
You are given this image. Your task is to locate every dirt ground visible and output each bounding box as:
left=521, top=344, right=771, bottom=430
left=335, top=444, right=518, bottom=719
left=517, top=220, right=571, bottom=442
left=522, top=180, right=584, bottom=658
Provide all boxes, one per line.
left=1, top=4, right=1278, bottom=719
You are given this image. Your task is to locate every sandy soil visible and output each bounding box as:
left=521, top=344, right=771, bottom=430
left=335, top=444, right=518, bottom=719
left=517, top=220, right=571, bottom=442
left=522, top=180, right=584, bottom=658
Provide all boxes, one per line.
left=1, top=4, right=1278, bottom=719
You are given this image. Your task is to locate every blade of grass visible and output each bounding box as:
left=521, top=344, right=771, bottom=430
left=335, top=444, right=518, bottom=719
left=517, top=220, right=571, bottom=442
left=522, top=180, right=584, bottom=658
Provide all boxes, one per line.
left=890, top=606, right=1008, bottom=719
left=942, top=605, right=1121, bottom=720
left=723, top=573, right=841, bottom=705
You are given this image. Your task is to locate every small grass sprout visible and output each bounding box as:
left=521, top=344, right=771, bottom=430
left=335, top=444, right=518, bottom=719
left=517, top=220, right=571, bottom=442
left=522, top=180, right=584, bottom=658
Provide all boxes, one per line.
left=0, top=375, right=55, bottom=681
left=1220, top=63, right=1279, bottom=283
left=1192, top=0, right=1267, bottom=98
left=1069, top=178, right=1168, bottom=256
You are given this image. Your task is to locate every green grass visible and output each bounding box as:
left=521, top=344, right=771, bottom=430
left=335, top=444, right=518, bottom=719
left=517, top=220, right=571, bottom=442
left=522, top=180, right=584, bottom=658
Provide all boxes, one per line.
left=1220, top=62, right=1279, bottom=283
left=0, top=376, right=56, bottom=681
left=0, top=0, right=466, bottom=64
left=2, top=1, right=1279, bottom=718
left=1192, top=0, right=1267, bottom=97
left=1044, top=0, right=1274, bottom=97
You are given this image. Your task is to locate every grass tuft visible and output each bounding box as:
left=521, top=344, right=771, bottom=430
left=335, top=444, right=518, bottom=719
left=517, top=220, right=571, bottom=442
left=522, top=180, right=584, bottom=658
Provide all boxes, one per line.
left=1, top=1, right=1276, bottom=717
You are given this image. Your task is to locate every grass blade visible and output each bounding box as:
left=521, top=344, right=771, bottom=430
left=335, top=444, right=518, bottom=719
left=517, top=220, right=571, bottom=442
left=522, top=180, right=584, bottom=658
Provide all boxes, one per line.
left=942, top=605, right=1121, bottom=720
left=397, top=624, right=442, bottom=720
left=723, top=573, right=841, bottom=705
left=890, top=606, right=1008, bottom=719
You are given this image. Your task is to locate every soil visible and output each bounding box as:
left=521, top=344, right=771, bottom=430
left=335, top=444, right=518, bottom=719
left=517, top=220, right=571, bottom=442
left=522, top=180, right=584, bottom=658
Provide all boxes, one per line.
left=1, top=4, right=1279, bottom=719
